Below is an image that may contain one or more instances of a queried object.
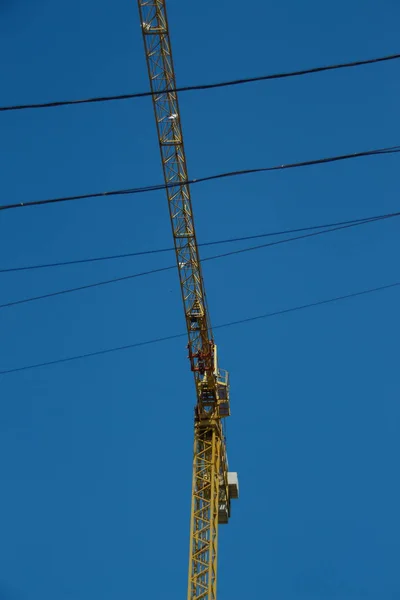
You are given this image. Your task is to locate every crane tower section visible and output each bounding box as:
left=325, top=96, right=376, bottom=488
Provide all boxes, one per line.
left=137, top=2, right=239, bottom=599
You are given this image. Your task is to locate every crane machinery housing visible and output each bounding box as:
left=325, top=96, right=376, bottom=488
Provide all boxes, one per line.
left=137, top=2, right=239, bottom=599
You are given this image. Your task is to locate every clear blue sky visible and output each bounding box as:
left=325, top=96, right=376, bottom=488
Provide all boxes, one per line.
left=0, top=1, right=399, bottom=598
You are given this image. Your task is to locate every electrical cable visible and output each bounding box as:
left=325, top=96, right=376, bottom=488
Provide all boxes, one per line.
left=1, top=280, right=398, bottom=375
left=0, top=52, right=399, bottom=113
left=0, top=212, right=397, bottom=310
left=1, top=145, right=399, bottom=213
left=1, top=210, right=398, bottom=274
left=0, top=263, right=175, bottom=309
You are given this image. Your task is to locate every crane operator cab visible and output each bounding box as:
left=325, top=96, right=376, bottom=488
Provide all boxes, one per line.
left=216, top=369, right=230, bottom=418
left=212, top=345, right=231, bottom=418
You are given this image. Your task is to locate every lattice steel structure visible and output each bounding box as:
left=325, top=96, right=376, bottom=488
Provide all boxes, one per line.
left=137, top=2, right=238, bottom=599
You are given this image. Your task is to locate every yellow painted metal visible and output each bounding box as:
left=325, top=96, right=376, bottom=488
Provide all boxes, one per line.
left=137, top=2, right=231, bottom=599
left=188, top=421, right=228, bottom=600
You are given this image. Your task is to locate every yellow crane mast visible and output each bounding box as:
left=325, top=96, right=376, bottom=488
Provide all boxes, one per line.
left=137, top=2, right=239, bottom=599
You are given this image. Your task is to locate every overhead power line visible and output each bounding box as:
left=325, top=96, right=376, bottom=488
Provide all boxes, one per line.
left=1, top=210, right=398, bottom=274
left=0, top=213, right=397, bottom=310
left=0, top=52, right=399, bottom=113
left=1, top=280, right=398, bottom=375
left=1, top=145, right=399, bottom=213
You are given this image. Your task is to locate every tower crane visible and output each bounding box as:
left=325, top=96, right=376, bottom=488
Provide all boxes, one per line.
left=137, top=2, right=239, bottom=599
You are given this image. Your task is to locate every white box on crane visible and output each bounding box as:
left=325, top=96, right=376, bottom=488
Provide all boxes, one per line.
left=228, top=472, right=239, bottom=500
